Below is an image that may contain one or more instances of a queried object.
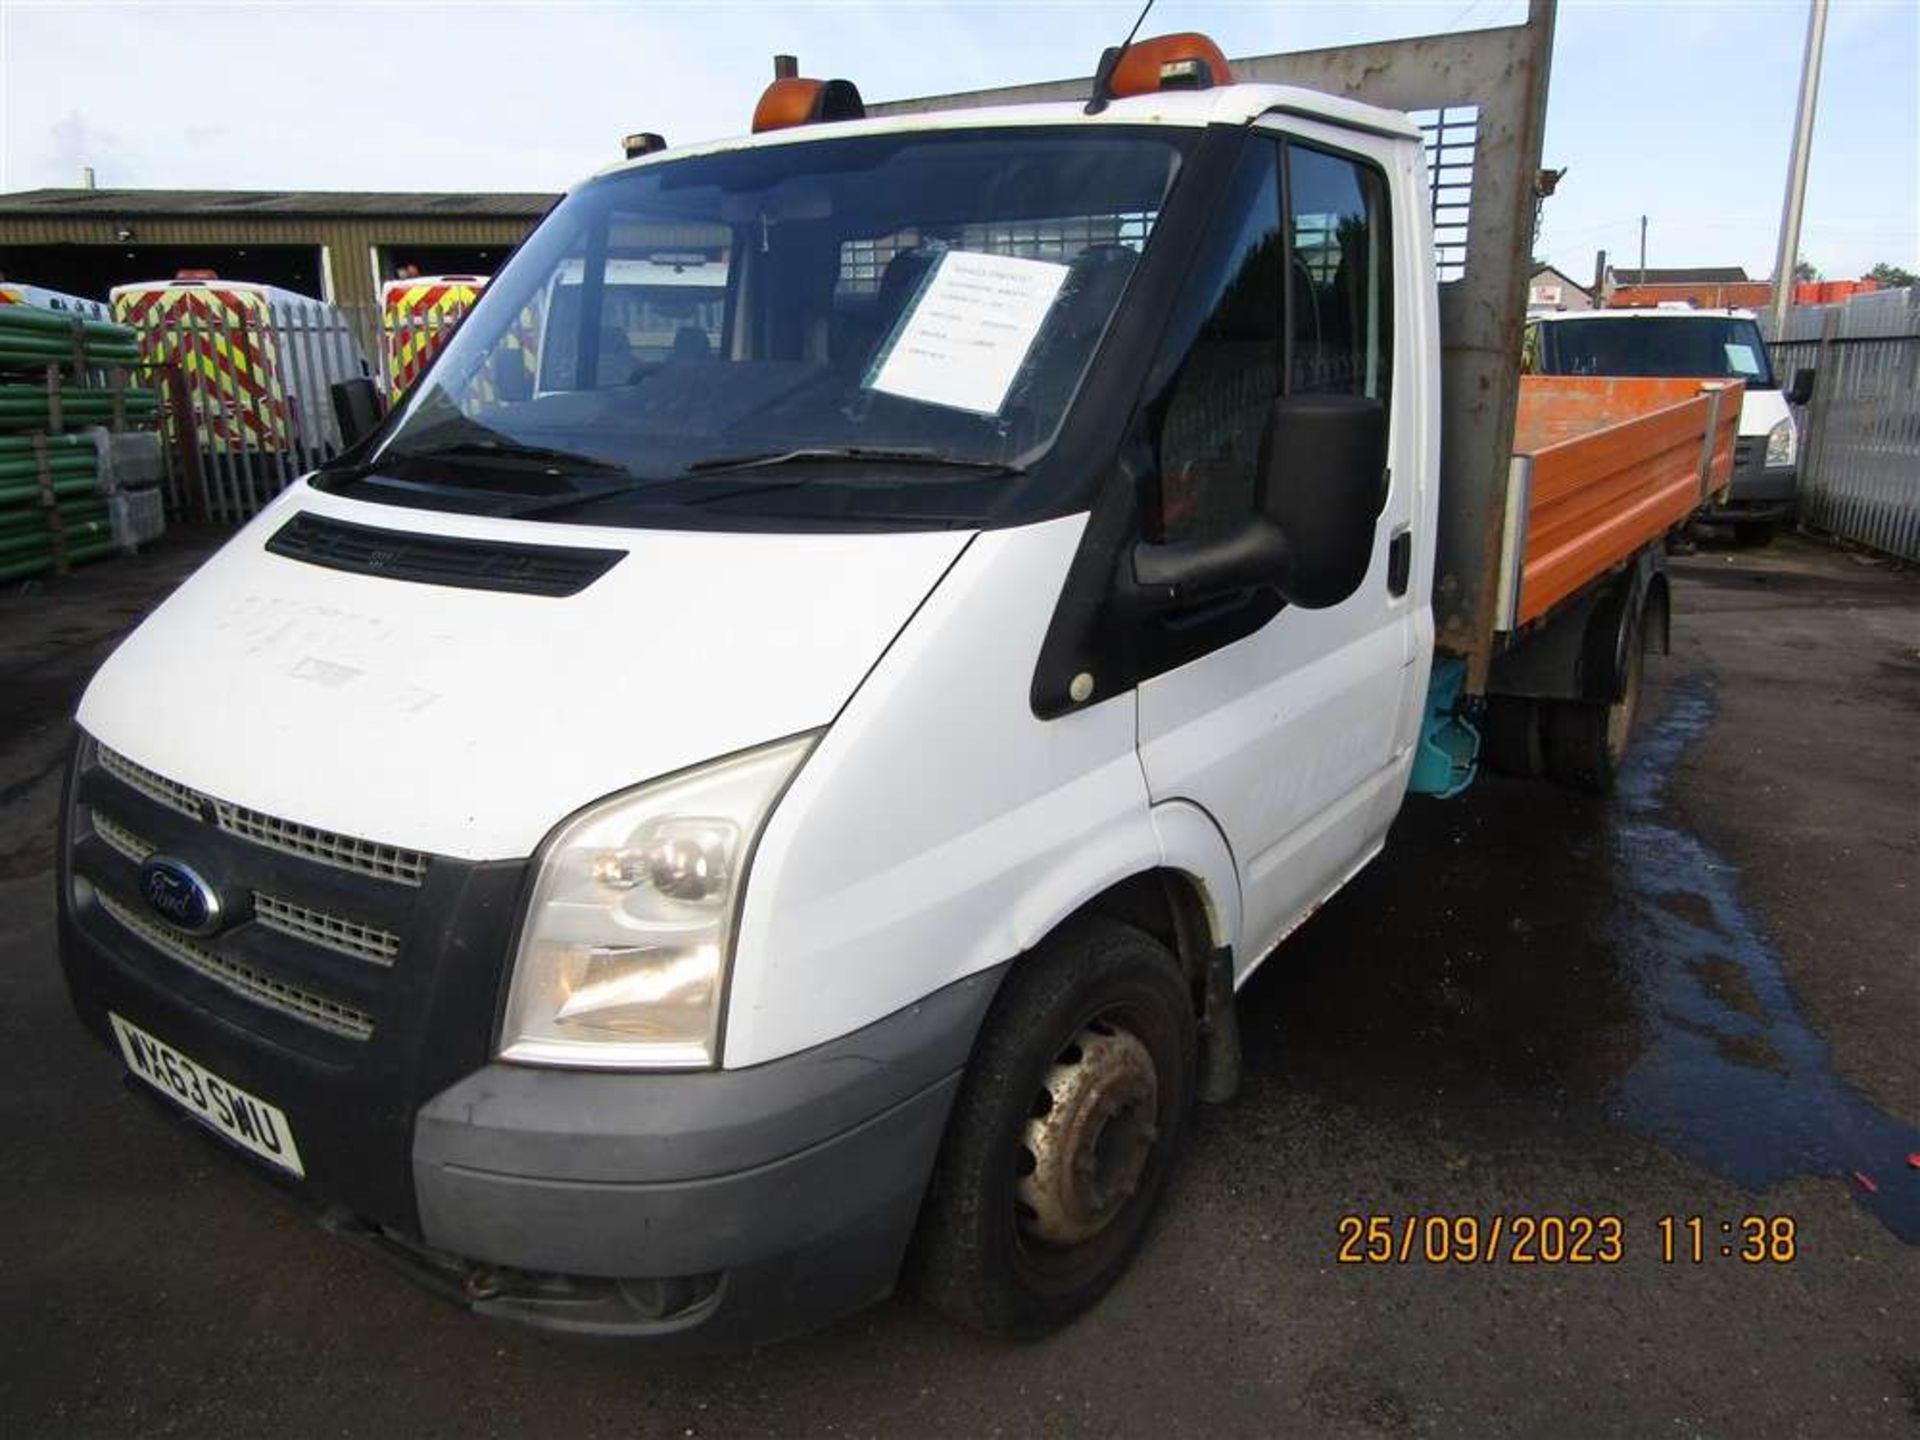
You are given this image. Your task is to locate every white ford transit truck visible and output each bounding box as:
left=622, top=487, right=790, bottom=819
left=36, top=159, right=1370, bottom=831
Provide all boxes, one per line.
left=57, top=8, right=1736, bottom=1345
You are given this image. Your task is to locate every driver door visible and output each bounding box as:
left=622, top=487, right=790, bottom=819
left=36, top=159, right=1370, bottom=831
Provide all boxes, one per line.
left=1135, top=128, right=1421, bottom=976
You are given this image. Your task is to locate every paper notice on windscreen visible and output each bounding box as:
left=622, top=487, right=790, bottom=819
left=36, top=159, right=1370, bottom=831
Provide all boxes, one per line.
left=1724, top=342, right=1760, bottom=375
left=865, top=250, right=1073, bottom=416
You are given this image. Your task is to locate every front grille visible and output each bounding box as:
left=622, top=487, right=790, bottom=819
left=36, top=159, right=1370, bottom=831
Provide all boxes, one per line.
left=266, top=510, right=626, bottom=598
left=70, top=733, right=528, bottom=1234
left=96, top=890, right=375, bottom=1041
left=1734, top=437, right=1760, bottom=472
left=94, top=744, right=428, bottom=888
left=212, top=800, right=429, bottom=887
left=88, top=802, right=396, bottom=968
left=93, top=811, right=155, bottom=864
left=80, top=743, right=427, bottom=1045
left=253, top=893, right=400, bottom=966
left=99, top=746, right=205, bottom=820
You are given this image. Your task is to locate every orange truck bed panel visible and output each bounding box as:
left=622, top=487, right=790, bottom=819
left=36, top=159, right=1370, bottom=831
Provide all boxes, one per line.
left=1500, top=376, right=1742, bottom=626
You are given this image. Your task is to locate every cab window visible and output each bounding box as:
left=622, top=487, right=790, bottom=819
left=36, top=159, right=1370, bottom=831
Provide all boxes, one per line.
left=1154, top=137, right=1393, bottom=546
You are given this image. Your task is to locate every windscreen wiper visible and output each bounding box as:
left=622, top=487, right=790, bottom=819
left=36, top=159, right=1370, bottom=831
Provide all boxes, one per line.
left=684, top=446, right=1024, bottom=477
left=381, top=438, right=629, bottom=476
left=503, top=447, right=1023, bottom=521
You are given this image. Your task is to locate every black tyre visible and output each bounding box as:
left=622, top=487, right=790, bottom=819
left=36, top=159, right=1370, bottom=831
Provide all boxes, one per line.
left=1480, top=695, right=1545, bottom=778
left=909, top=916, right=1197, bottom=1337
left=1734, top=520, right=1777, bottom=547
left=1543, top=701, right=1614, bottom=793
left=1544, top=603, right=1648, bottom=793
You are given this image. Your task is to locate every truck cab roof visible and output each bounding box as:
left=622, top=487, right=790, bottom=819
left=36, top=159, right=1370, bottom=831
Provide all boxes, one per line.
left=591, top=82, right=1424, bottom=186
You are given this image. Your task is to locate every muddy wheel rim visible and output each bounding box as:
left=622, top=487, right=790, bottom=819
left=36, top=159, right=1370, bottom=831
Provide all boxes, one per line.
left=1016, top=1018, right=1161, bottom=1247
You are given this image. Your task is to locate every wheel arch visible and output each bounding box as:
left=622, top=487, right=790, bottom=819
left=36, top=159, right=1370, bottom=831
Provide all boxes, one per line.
left=974, top=803, right=1241, bottom=1100
left=1578, top=546, right=1666, bottom=703
left=1078, top=869, right=1224, bottom=1013
left=1644, top=569, right=1673, bottom=656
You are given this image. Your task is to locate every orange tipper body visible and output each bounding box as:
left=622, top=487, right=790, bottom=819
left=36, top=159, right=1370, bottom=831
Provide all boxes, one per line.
left=382, top=275, right=488, bottom=397
left=112, top=281, right=292, bottom=453
left=1509, top=375, right=1743, bottom=623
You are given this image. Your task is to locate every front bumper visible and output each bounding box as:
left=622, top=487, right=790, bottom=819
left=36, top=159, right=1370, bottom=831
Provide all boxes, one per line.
left=1705, top=437, right=1797, bottom=523
left=400, top=967, right=999, bottom=1343
left=57, top=734, right=1004, bottom=1346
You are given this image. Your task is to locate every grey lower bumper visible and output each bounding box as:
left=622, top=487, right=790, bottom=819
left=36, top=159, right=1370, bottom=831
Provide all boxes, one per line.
left=406, top=966, right=1004, bottom=1346
left=1715, top=462, right=1797, bottom=514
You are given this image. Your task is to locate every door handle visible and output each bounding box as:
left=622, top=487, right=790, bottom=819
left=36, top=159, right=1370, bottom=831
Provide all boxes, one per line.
left=1388, top=528, right=1412, bottom=597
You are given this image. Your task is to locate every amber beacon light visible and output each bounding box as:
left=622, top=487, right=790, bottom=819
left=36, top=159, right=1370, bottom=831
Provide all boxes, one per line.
left=751, top=76, right=867, bottom=133
left=1108, top=32, right=1234, bottom=97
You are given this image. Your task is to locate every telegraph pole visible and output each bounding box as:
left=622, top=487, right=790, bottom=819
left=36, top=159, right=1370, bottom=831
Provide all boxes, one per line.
left=1770, top=0, right=1829, bottom=333
left=1638, top=215, right=1647, bottom=282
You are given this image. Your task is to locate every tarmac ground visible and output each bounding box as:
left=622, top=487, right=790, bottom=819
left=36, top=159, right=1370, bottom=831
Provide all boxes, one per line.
left=0, top=527, right=1914, bottom=1438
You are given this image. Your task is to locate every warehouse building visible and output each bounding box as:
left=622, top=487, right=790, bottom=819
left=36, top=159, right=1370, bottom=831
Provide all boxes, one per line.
left=0, top=188, right=555, bottom=312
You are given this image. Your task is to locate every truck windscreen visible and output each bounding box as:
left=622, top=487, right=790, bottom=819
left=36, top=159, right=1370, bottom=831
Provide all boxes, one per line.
left=361, top=127, right=1194, bottom=523
left=1538, top=315, right=1776, bottom=389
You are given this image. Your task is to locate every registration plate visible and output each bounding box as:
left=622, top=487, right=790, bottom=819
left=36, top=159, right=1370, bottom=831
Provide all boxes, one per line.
left=109, top=1013, right=305, bottom=1177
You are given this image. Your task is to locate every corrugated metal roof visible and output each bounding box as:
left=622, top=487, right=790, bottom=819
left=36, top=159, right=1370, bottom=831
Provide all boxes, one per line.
left=1612, top=266, right=1752, bottom=285
left=0, top=188, right=557, bottom=219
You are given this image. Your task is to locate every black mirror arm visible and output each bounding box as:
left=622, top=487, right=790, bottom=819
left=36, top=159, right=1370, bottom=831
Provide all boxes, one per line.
left=328, top=377, right=386, bottom=456
left=1124, top=518, right=1292, bottom=612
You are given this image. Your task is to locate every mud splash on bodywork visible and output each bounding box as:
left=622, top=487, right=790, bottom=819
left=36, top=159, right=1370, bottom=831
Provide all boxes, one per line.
left=1608, top=673, right=1919, bottom=1240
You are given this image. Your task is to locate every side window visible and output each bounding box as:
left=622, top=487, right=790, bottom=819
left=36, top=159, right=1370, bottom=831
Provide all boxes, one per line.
left=1154, top=137, right=1393, bottom=545
left=1287, top=144, right=1392, bottom=404
left=1156, top=142, right=1284, bottom=544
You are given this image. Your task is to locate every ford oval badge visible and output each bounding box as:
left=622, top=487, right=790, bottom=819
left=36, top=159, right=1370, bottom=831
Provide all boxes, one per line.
left=137, top=855, right=224, bottom=936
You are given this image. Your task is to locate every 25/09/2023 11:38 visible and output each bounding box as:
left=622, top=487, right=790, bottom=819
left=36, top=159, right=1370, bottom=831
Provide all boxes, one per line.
left=1334, top=1214, right=1799, bottom=1265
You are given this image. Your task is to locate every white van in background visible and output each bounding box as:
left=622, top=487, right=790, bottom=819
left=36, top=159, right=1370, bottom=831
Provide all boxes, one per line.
left=0, top=280, right=112, bottom=320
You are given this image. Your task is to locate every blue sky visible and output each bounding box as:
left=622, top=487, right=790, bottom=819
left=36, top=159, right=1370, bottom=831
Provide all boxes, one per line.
left=2, top=0, right=1914, bottom=282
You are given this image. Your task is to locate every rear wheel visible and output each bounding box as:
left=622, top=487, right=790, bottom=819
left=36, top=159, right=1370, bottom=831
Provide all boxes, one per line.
left=1544, top=605, right=1648, bottom=793
left=909, top=916, right=1196, bottom=1337
left=1480, top=695, right=1546, bottom=778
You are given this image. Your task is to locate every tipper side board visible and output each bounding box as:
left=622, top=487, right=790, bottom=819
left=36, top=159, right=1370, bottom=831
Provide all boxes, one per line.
left=1501, top=376, right=1741, bottom=626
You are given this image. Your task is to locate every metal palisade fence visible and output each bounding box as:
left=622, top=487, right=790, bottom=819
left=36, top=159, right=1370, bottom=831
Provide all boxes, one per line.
left=1765, top=286, right=1920, bottom=562
left=124, top=293, right=383, bottom=524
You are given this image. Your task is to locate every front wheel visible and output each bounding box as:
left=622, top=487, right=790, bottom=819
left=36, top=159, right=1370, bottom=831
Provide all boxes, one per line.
left=908, top=916, right=1197, bottom=1337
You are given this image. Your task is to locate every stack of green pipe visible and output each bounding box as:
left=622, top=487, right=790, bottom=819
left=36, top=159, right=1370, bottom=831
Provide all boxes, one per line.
left=0, top=304, right=142, bottom=367
left=0, top=314, right=163, bottom=575
left=0, top=384, right=160, bottom=432
left=0, top=536, right=115, bottom=581
left=0, top=429, right=115, bottom=580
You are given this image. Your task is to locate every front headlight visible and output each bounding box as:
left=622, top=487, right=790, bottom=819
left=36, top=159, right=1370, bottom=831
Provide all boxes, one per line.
left=1765, top=417, right=1797, bottom=468
left=499, top=733, right=816, bottom=1069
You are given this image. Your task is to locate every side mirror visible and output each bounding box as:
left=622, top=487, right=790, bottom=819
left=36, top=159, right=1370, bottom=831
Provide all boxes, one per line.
left=1257, top=393, right=1388, bottom=608
left=1127, top=394, right=1387, bottom=611
left=1785, top=367, right=1815, bottom=406
left=329, top=377, right=384, bottom=449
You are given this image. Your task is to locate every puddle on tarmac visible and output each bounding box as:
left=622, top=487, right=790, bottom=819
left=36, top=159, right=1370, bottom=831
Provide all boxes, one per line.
left=1607, top=672, right=1920, bottom=1241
